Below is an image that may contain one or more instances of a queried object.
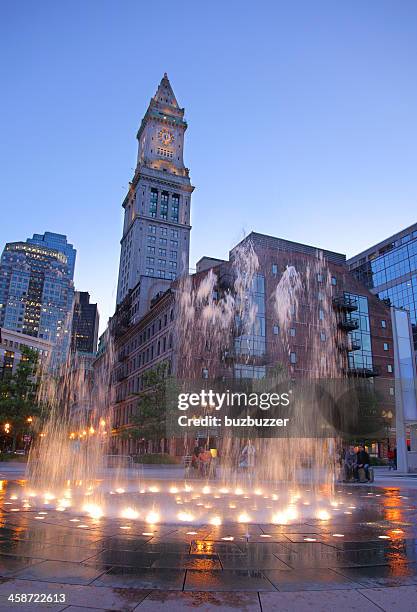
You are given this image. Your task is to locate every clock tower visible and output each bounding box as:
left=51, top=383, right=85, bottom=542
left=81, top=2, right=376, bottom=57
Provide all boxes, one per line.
left=116, top=74, right=194, bottom=320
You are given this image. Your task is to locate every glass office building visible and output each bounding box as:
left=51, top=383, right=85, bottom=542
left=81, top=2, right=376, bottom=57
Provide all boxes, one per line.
left=348, top=223, right=417, bottom=354
left=27, top=232, right=76, bottom=280
left=0, top=240, right=74, bottom=367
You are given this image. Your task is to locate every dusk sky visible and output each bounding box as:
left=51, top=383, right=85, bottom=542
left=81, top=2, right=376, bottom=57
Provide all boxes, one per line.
left=2, top=0, right=417, bottom=331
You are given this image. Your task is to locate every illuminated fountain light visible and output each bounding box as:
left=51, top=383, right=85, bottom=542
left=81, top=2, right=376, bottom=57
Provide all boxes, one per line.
left=148, top=486, right=159, bottom=493
left=272, top=511, right=288, bottom=525
left=169, top=486, right=179, bottom=494
left=378, top=535, right=391, bottom=539
left=210, top=516, right=222, bottom=526
left=142, top=532, right=154, bottom=536
left=69, top=518, right=80, bottom=522
left=229, top=503, right=237, bottom=509
left=186, top=531, right=198, bottom=535
left=237, top=511, right=251, bottom=523
left=121, top=507, right=139, bottom=520
left=177, top=511, right=194, bottom=522
left=286, top=505, right=298, bottom=521
left=184, top=484, right=193, bottom=492
left=316, top=510, right=330, bottom=521
left=222, top=536, right=234, bottom=541
left=34, top=516, right=45, bottom=520
left=120, top=526, right=130, bottom=530
left=391, top=529, right=404, bottom=534
left=235, top=487, right=244, bottom=496
left=145, top=510, right=160, bottom=524
left=83, top=503, right=103, bottom=519
left=304, top=537, right=317, bottom=541
left=219, top=488, right=229, bottom=494
left=202, top=486, right=211, bottom=495
left=115, top=488, right=125, bottom=494
left=260, top=534, right=271, bottom=538
left=333, top=533, right=344, bottom=537
left=254, top=489, right=263, bottom=496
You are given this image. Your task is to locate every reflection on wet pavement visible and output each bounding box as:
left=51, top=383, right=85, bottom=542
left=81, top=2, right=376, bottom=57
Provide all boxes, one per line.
left=1, top=480, right=417, bottom=609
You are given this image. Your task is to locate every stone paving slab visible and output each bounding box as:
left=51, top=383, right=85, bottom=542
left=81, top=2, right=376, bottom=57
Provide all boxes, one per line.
left=0, top=578, right=150, bottom=611
left=134, top=590, right=261, bottom=610
left=358, top=585, right=417, bottom=612
left=92, top=567, right=186, bottom=590
left=263, top=568, right=362, bottom=591
left=184, top=569, right=275, bottom=592
left=259, top=589, right=382, bottom=611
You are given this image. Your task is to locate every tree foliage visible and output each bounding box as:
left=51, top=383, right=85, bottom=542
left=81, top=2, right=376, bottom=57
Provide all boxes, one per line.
left=123, top=360, right=171, bottom=442
left=0, top=347, right=40, bottom=441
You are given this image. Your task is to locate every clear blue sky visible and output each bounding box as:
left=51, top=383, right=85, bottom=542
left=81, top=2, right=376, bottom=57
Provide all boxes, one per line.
left=1, top=1, right=417, bottom=331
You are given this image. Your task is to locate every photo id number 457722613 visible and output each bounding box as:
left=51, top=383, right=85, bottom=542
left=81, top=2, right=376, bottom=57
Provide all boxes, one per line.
left=8, top=593, right=66, bottom=604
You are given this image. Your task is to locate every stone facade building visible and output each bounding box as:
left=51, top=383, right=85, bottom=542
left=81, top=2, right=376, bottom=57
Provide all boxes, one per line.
left=116, top=74, right=194, bottom=320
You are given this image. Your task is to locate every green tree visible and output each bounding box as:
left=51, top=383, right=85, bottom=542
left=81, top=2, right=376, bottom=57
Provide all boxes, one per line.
left=122, top=360, right=171, bottom=446
left=0, top=347, right=40, bottom=450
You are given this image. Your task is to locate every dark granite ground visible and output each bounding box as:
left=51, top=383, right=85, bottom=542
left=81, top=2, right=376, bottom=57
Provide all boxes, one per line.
left=1, top=480, right=417, bottom=611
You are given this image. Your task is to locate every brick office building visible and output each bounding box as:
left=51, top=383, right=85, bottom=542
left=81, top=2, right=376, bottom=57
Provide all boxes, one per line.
left=108, top=232, right=396, bottom=457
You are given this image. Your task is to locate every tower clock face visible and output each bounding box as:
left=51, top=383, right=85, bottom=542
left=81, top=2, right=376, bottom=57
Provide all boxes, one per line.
left=158, top=127, right=174, bottom=146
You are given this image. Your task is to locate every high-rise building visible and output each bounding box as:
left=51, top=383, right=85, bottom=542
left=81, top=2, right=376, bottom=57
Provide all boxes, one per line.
left=347, top=222, right=417, bottom=356
left=27, top=232, right=76, bottom=280
left=71, top=291, right=99, bottom=354
left=0, top=240, right=74, bottom=366
left=116, top=73, right=194, bottom=319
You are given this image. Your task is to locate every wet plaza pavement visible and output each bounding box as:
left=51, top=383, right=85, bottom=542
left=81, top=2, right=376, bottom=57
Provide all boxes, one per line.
left=1, top=479, right=417, bottom=610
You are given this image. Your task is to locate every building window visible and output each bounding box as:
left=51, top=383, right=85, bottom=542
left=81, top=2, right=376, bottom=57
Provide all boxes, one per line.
left=389, top=387, right=394, bottom=396
left=171, top=240, right=178, bottom=248
left=289, top=327, right=296, bottom=337
left=320, top=331, right=326, bottom=341
left=387, top=364, right=393, bottom=373
left=147, top=246, right=155, bottom=254
left=319, top=309, right=324, bottom=320
left=272, top=264, right=278, bottom=275
left=273, top=325, right=279, bottom=335
left=383, top=342, right=389, bottom=351
left=149, top=189, right=157, bottom=218
left=171, top=194, right=179, bottom=222
left=331, top=276, right=337, bottom=286
left=381, top=320, right=387, bottom=328
left=160, top=227, right=167, bottom=236
left=146, top=257, right=154, bottom=265
left=290, top=352, right=297, bottom=364
left=202, top=368, right=208, bottom=379
left=160, top=238, right=167, bottom=246
left=157, top=270, right=166, bottom=279
left=170, top=250, right=177, bottom=260
left=157, top=147, right=173, bottom=158
left=159, top=248, right=167, bottom=257
left=147, top=235, right=156, bottom=243
left=160, top=192, right=169, bottom=220
left=148, top=225, right=156, bottom=234
left=145, top=268, right=154, bottom=275
left=171, top=229, right=178, bottom=238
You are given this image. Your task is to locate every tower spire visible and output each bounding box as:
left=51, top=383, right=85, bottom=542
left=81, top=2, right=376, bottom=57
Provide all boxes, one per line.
left=153, top=73, right=179, bottom=108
